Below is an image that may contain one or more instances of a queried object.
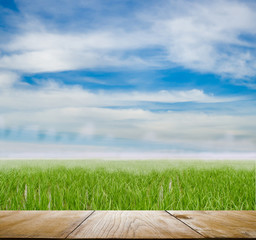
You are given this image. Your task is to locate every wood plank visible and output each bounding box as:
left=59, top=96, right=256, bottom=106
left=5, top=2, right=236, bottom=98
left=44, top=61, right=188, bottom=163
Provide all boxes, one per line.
left=168, top=210, right=256, bottom=239
left=68, top=210, right=203, bottom=239
left=0, top=210, right=93, bottom=239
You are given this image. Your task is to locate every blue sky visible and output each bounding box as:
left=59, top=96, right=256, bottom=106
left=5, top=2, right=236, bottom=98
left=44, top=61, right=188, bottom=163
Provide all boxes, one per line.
left=0, top=0, right=256, bottom=159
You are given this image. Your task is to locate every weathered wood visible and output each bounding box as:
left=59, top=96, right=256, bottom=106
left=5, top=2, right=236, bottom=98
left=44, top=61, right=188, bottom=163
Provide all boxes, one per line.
left=168, top=210, right=256, bottom=239
left=68, top=210, right=203, bottom=239
left=1, top=211, right=255, bottom=239
left=0, top=210, right=93, bottom=239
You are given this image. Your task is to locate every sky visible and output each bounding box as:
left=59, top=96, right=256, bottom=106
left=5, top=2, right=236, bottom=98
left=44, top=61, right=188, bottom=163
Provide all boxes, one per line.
left=0, top=0, right=256, bottom=159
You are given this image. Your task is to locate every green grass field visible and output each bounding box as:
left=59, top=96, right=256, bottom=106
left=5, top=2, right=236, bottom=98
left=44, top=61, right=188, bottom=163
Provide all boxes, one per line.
left=0, top=160, right=255, bottom=210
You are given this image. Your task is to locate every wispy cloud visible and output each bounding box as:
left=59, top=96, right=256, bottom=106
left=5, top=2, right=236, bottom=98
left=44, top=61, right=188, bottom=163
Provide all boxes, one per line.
left=0, top=78, right=244, bottom=110
left=1, top=0, right=256, bottom=86
left=151, top=0, right=256, bottom=82
left=0, top=79, right=255, bottom=152
left=0, top=0, right=256, bottom=158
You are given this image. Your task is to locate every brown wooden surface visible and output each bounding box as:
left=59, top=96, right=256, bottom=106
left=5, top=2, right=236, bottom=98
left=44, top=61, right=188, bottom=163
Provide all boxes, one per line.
left=0, top=210, right=93, bottom=239
left=0, top=210, right=255, bottom=239
left=168, top=210, right=256, bottom=239
left=68, top=210, right=203, bottom=239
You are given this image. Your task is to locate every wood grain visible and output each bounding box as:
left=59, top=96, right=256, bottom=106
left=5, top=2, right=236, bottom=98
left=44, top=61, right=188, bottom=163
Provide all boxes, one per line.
left=0, top=210, right=93, bottom=239
left=68, top=210, right=203, bottom=239
left=168, top=210, right=256, bottom=239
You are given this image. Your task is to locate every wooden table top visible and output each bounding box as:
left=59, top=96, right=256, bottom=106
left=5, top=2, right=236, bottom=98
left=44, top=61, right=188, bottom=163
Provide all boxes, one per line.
left=0, top=211, right=255, bottom=239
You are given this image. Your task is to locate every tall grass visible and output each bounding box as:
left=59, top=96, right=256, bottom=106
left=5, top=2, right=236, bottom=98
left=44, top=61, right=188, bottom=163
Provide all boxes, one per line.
left=0, top=160, right=255, bottom=210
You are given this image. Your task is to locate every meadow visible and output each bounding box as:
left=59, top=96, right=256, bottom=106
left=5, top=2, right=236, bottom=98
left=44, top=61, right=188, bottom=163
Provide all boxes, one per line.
left=0, top=160, right=255, bottom=210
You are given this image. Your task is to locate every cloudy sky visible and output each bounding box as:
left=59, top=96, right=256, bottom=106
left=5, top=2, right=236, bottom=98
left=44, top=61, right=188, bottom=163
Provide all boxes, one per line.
left=0, top=0, right=256, bottom=159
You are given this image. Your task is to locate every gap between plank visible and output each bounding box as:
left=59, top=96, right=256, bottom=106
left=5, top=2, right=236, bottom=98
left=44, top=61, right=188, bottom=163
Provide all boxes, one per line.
left=65, top=211, right=95, bottom=239
left=164, top=210, right=205, bottom=238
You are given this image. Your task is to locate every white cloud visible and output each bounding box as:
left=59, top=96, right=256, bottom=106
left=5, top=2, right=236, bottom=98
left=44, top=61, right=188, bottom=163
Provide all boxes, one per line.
left=0, top=30, right=157, bottom=73
left=0, top=0, right=256, bottom=157
left=0, top=81, right=255, bottom=152
left=0, top=0, right=256, bottom=83
left=0, top=80, right=242, bottom=111
left=0, top=71, right=19, bottom=88
left=81, top=123, right=95, bottom=137
left=150, top=0, right=256, bottom=80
